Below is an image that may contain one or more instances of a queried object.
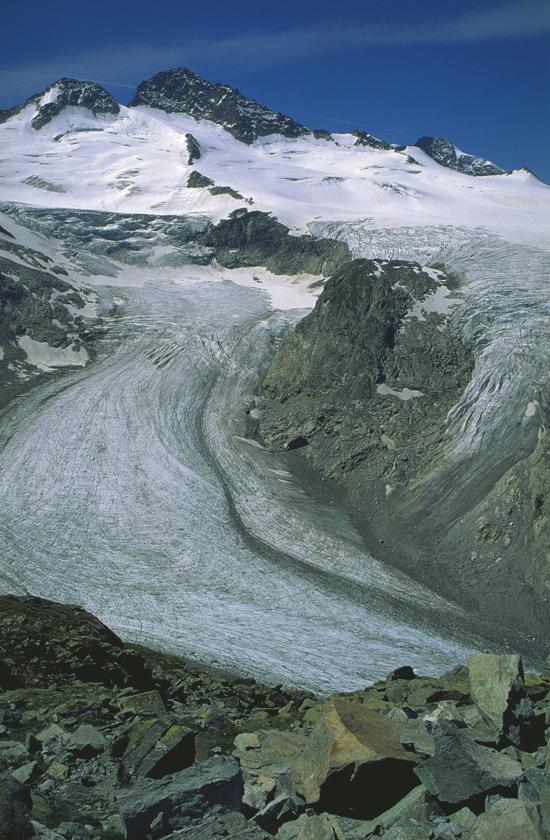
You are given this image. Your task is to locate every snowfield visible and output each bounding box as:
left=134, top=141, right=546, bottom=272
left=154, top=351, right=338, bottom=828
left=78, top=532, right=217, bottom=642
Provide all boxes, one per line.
left=0, top=100, right=548, bottom=247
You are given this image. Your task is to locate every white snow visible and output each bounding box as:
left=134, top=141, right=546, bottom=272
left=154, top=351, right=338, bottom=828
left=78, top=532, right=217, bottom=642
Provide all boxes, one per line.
left=0, top=103, right=548, bottom=249
left=405, top=285, right=459, bottom=321
left=524, top=400, right=539, bottom=419
left=17, top=335, right=89, bottom=370
left=39, top=85, right=60, bottom=106
left=377, top=384, right=425, bottom=400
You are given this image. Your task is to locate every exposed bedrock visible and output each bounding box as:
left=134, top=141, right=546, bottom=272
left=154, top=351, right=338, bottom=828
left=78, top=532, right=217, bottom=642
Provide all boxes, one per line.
left=255, top=254, right=550, bottom=645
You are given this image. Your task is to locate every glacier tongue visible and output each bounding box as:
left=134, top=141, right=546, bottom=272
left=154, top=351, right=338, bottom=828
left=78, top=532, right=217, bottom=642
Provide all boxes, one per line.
left=0, top=208, right=482, bottom=694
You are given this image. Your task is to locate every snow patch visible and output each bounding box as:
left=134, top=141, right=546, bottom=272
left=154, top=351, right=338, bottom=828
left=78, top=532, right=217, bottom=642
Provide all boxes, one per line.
left=524, top=400, right=539, bottom=419
left=377, top=384, right=425, bottom=401
left=17, top=335, right=89, bottom=370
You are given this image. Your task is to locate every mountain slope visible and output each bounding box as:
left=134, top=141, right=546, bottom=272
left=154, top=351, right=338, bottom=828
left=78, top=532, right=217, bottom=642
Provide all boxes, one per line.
left=0, top=71, right=547, bottom=247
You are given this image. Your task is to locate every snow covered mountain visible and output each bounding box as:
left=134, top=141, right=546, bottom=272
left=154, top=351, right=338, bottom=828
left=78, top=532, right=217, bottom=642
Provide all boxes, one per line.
left=0, top=70, right=548, bottom=247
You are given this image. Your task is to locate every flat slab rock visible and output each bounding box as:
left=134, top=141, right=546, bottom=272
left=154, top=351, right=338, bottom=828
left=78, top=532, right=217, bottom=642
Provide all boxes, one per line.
left=118, top=755, right=243, bottom=839
left=415, top=719, right=523, bottom=804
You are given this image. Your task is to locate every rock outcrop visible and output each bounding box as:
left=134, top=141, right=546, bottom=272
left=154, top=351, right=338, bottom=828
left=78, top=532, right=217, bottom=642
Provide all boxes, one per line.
left=198, top=209, right=349, bottom=276
left=254, top=256, right=549, bottom=651
left=0, top=595, right=153, bottom=690
left=129, top=67, right=309, bottom=144
left=415, top=136, right=504, bottom=176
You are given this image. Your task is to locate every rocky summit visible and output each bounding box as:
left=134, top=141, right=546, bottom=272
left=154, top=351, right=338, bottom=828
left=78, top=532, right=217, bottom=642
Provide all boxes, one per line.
left=414, top=136, right=504, bottom=176
left=0, top=79, right=120, bottom=131
left=1, top=597, right=550, bottom=839
left=129, top=67, right=308, bottom=144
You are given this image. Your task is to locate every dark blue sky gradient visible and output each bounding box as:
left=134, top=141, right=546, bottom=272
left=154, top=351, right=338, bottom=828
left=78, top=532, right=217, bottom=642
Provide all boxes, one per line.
left=1, top=0, right=549, bottom=180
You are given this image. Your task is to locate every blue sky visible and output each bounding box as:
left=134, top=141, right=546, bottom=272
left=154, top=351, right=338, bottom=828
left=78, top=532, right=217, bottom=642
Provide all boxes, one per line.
left=2, top=0, right=549, bottom=180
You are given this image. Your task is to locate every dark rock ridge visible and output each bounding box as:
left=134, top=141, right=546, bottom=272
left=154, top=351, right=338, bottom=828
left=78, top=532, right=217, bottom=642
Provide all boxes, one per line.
left=415, top=136, right=504, bottom=176
left=198, top=209, right=349, bottom=276
left=1, top=596, right=549, bottom=839
left=0, top=78, right=119, bottom=130
left=352, top=130, right=394, bottom=151
left=129, top=66, right=309, bottom=144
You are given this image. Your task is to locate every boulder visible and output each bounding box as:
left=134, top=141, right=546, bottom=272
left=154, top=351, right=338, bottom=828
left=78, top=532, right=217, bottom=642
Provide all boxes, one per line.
left=118, top=689, right=167, bottom=718
left=243, top=773, right=277, bottom=812
left=276, top=812, right=343, bottom=839
left=118, top=755, right=243, bottom=839
left=10, top=762, right=38, bottom=785
left=0, top=774, right=33, bottom=840
left=118, top=718, right=195, bottom=780
left=67, top=724, right=106, bottom=757
left=524, top=768, right=550, bottom=835
left=0, top=742, right=29, bottom=771
left=234, top=729, right=307, bottom=798
left=473, top=798, right=544, bottom=839
left=168, top=810, right=269, bottom=837
left=291, top=697, right=420, bottom=818
left=382, top=821, right=433, bottom=840
left=469, top=653, right=541, bottom=748
left=415, top=720, right=523, bottom=805
left=252, top=791, right=304, bottom=834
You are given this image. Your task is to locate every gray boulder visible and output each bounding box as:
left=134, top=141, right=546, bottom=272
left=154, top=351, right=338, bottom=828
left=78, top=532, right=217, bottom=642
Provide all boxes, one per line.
left=524, top=768, right=550, bottom=835
left=118, top=755, right=243, bottom=838
left=67, top=724, right=106, bottom=758
left=117, top=717, right=195, bottom=780
left=469, top=653, right=541, bottom=748
left=415, top=720, right=523, bottom=805
left=276, top=813, right=343, bottom=839
left=165, top=810, right=269, bottom=838
left=473, top=798, right=544, bottom=839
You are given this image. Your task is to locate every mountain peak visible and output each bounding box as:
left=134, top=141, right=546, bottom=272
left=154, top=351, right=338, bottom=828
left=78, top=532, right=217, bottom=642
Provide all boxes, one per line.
left=415, top=136, right=504, bottom=176
left=0, top=77, right=120, bottom=131
left=129, top=67, right=309, bottom=145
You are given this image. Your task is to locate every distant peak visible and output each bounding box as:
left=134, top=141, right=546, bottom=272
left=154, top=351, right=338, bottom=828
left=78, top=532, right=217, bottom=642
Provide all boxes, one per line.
left=0, top=78, right=120, bottom=130
left=129, top=66, right=309, bottom=144
left=415, top=136, right=504, bottom=176
left=352, top=129, right=393, bottom=151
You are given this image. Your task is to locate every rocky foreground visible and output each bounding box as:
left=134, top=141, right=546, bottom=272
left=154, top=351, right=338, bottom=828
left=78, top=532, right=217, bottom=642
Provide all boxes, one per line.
left=0, top=597, right=549, bottom=839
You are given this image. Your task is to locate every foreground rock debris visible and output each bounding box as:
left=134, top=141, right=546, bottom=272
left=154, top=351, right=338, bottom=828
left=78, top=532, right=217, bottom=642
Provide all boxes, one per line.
left=0, top=597, right=549, bottom=838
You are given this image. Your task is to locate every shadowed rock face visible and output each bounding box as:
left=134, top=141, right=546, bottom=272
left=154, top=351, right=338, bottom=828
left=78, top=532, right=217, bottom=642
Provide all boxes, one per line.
left=415, top=136, right=504, bottom=176
left=256, top=258, right=472, bottom=451
left=129, top=67, right=309, bottom=144
left=198, top=209, right=350, bottom=276
left=0, top=595, right=153, bottom=690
